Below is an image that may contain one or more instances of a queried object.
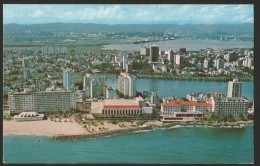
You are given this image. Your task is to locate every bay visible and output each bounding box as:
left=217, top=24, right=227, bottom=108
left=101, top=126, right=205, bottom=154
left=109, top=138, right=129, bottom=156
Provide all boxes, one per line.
left=3, top=125, right=253, bottom=164
left=102, top=39, right=253, bottom=51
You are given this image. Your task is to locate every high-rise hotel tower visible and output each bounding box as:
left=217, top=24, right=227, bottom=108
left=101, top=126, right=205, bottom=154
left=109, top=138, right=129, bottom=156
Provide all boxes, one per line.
left=63, top=68, right=73, bottom=90
left=227, top=79, right=242, bottom=97
left=118, top=73, right=136, bottom=97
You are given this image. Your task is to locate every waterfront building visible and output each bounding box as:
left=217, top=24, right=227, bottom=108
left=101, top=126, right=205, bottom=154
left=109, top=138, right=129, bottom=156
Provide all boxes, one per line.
left=167, top=49, right=174, bottom=64
left=114, top=54, right=123, bottom=63
left=186, top=93, right=208, bottom=102
left=91, top=97, right=152, bottom=117
left=211, top=97, right=249, bottom=115
left=242, top=56, right=254, bottom=68
left=224, top=51, right=238, bottom=62
left=227, top=79, right=242, bottom=97
left=149, top=45, right=159, bottom=63
left=161, top=101, right=211, bottom=114
left=63, top=68, right=73, bottom=90
left=118, top=73, right=136, bottom=97
left=23, top=68, right=30, bottom=79
left=150, top=92, right=160, bottom=106
left=8, top=90, right=76, bottom=114
left=122, top=55, right=128, bottom=70
left=214, top=59, right=225, bottom=69
left=160, top=101, right=207, bottom=122
left=126, top=63, right=133, bottom=73
left=179, top=48, right=186, bottom=54
left=203, top=58, right=209, bottom=69
left=84, top=73, right=105, bottom=99
left=140, top=47, right=150, bottom=56
left=160, top=51, right=165, bottom=55
left=83, top=73, right=92, bottom=90
left=90, top=80, right=104, bottom=99
left=174, top=54, right=181, bottom=65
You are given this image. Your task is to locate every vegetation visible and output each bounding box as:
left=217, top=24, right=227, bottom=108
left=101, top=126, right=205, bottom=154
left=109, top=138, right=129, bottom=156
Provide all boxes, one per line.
left=132, top=60, right=153, bottom=74
left=200, top=113, right=245, bottom=124
left=3, top=115, right=12, bottom=120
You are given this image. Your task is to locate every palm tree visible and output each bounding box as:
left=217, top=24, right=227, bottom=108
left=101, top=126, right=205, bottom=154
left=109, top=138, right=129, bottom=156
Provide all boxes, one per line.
left=239, top=113, right=244, bottom=121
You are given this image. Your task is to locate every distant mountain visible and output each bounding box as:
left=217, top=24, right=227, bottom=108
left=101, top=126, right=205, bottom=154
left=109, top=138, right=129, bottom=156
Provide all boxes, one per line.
left=3, top=23, right=253, bottom=36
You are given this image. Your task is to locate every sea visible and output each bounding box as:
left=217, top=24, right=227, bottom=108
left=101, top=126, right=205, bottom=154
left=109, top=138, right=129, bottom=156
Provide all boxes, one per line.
left=3, top=125, right=253, bottom=164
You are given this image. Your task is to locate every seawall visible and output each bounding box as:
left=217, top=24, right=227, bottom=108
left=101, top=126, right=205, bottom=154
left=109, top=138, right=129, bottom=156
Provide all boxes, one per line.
left=52, top=126, right=153, bottom=141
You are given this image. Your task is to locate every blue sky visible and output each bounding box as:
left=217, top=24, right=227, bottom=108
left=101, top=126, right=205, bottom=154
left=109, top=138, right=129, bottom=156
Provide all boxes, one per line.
left=3, top=4, right=254, bottom=24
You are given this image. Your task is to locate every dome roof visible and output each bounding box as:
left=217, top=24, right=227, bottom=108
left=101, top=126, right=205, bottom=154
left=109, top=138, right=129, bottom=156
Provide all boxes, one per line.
left=19, top=112, right=39, bottom=117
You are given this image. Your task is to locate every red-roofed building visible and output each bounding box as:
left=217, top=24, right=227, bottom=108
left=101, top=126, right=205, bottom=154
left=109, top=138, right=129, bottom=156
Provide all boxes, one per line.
left=160, top=100, right=212, bottom=122
left=161, top=102, right=181, bottom=115
left=91, top=98, right=153, bottom=117
left=177, top=101, right=198, bottom=111
left=192, top=102, right=212, bottom=113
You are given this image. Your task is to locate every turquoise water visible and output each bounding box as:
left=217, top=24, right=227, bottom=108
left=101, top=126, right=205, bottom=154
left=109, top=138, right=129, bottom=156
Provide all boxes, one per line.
left=106, top=78, right=254, bottom=101
left=3, top=125, right=253, bottom=164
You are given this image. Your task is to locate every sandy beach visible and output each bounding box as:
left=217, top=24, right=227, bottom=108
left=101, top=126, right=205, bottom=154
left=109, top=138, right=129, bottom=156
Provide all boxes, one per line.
left=3, top=119, right=87, bottom=136
left=3, top=119, right=163, bottom=137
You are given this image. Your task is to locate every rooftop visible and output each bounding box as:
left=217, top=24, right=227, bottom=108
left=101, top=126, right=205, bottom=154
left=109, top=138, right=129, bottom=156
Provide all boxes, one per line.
left=162, top=102, right=181, bottom=107
left=177, top=101, right=198, bottom=105
left=194, top=102, right=212, bottom=107
left=162, top=101, right=212, bottom=107
left=103, top=105, right=141, bottom=109
left=104, top=98, right=139, bottom=106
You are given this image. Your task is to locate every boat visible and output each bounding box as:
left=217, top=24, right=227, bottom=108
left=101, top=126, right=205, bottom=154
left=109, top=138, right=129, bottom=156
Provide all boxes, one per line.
left=14, top=112, right=44, bottom=121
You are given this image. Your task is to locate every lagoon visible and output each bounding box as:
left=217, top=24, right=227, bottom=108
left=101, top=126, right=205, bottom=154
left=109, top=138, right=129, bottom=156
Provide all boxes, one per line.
left=105, top=77, right=254, bottom=101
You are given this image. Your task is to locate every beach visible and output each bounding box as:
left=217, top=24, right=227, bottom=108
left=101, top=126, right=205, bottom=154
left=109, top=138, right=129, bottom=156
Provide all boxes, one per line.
left=3, top=118, right=253, bottom=141
left=3, top=119, right=163, bottom=137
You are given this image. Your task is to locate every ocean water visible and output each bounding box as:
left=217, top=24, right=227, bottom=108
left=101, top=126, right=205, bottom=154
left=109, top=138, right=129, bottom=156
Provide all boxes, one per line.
left=3, top=125, right=253, bottom=164
left=105, top=78, right=254, bottom=101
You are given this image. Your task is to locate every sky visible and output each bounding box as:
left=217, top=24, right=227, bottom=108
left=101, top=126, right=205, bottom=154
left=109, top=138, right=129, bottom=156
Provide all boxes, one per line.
left=3, top=4, right=254, bottom=25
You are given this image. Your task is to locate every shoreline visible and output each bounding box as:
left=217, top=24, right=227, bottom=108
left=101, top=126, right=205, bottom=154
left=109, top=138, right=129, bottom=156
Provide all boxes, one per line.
left=136, top=74, right=254, bottom=82
left=54, top=120, right=254, bottom=141
left=3, top=119, right=253, bottom=141
left=93, top=73, right=253, bottom=82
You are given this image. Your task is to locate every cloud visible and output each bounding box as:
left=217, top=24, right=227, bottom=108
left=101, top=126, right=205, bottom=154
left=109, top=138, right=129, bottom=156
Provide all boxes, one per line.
left=3, top=4, right=254, bottom=24
left=77, top=5, right=125, bottom=21
left=30, top=10, right=44, bottom=18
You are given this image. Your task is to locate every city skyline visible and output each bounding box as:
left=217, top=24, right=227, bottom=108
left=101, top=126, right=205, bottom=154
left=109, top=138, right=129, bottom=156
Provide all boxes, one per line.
left=3, top=4, right=253, bottom=25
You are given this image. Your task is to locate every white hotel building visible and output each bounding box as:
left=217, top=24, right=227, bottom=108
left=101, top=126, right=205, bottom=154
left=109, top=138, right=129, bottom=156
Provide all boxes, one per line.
left=8, top=90, right=76, bottom=114
left=227, top=79, right=242, bottom=97
left=118, top=73, right=136, bottom=97
left=211, top=97, right=249, bottom=115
